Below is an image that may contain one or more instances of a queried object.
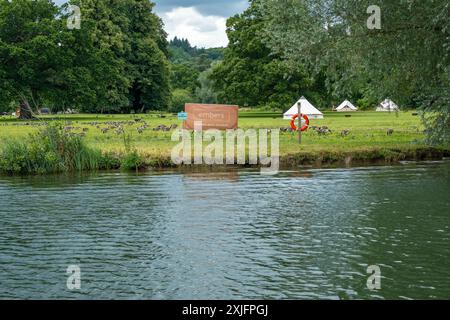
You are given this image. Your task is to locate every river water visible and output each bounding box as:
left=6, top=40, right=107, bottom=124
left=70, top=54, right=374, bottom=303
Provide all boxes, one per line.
left=0, top=161, right=449, bottom=300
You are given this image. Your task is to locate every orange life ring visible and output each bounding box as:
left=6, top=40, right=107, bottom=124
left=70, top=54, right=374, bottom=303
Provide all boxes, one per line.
left=290, top=114, right=310, bottom=132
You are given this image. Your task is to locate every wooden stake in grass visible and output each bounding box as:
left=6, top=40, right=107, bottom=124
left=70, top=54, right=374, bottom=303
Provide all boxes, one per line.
left=298, top=101, right=302, bottom=144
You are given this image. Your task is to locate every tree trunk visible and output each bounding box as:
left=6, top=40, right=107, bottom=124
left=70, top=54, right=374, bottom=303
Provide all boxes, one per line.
left=18, top=100, right=36, bottom=120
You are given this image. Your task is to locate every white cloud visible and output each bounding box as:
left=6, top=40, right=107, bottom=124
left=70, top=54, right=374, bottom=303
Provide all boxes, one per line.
left=161, top=7, right=228, bottom=48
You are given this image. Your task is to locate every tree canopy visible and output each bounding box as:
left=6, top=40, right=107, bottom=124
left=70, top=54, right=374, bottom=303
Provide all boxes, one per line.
left=0, top=0, right=170, bottom=114
left=0, top=0, right=64, bottom=112
left=209, top=0, right=330, bottom=109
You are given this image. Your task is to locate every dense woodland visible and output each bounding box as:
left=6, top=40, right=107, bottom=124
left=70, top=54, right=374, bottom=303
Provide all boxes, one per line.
left=168, top=37, right=224, bottom=112
left=0, top=0, right=172, bottom=114
left=0, top=0, right=449, bottom=143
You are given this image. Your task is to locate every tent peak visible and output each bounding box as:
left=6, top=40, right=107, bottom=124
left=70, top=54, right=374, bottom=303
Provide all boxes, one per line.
left=284, top=96, right=324, bottom=119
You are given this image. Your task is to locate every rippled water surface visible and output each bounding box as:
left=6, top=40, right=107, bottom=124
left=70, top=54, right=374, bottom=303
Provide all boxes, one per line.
left=0, top=161, right=449, bottom=299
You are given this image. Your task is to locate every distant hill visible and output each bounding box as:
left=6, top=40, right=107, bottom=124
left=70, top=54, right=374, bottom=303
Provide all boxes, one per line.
left=169, top=37, right=224, bottom=72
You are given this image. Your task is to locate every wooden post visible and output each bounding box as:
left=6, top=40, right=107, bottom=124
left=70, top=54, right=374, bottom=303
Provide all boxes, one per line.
left=297, top=101, right=302, bottom=144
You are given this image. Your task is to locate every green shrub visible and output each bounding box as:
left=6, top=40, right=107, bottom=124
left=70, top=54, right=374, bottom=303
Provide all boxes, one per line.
left=0, top=123, right=102, bottom=174
left=99, top=153, right=121, bottom=170
left=120, top=134, right=144, bottom=172
left=170, top=88, right=194, bottom=113
left=0, top=142, right=30, bottom=174
left=120, top=151, right=144, bottom=171
left=356, top=96, right=377, bottom=111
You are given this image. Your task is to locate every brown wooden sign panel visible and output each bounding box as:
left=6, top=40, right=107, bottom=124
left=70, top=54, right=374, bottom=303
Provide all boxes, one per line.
left=183, top=103, right=239, bottom=130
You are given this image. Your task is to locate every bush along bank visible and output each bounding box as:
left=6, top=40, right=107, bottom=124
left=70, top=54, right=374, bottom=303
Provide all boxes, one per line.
left=0, top=124, right=154, bottom=175
left=0, top=124, right=105, bottom=174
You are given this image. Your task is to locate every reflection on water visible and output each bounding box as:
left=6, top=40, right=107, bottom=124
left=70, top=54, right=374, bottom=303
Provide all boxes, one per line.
left=0, top=161, right=449, bottom=300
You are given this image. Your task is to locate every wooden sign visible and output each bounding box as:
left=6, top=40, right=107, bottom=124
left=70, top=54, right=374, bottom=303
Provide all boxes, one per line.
left=183, top=103, right=239, bottom=130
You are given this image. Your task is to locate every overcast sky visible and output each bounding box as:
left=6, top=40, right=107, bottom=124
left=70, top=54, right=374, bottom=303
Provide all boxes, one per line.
left=55, top=0, right=249, bottom=48
left=155, top=0, right=248, bottom=48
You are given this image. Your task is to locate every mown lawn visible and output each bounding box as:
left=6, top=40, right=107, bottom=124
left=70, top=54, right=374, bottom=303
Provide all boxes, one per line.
left=0, top=111, right=435, bottom=162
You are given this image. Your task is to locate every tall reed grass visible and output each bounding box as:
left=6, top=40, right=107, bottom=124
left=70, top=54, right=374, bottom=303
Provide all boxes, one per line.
left=0, top=124, right=103, bottom=174
left=120, top=133, right=144, bottom=172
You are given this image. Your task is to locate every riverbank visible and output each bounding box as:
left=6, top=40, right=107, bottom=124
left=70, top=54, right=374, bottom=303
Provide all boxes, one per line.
left=279, top=146, right=450, bottom=168
left=107, top=145, right=450, bottom=170
left=1, top=111, right=449, bottom=173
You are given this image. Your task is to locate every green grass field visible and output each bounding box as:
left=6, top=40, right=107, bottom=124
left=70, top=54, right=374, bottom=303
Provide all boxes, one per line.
left=0, top=111, right=447, bottom=167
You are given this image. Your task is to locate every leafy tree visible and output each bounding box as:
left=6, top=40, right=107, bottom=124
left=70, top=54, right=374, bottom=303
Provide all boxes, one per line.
left=120, top=0, right=171, bottom=112
left=169, top=45, right=193, bottom=65
left=65, top=0, right=170, bottom=113
left=0, top=0, right=171, bottom=116
left=209, top=0, right=327, bottom=109
left=170, top=63, right=200, bottom=94
left=171, top=88, right=194, bottom=112
left=196, top=66, right=218, bottom=104
left=0, top=0, right=64, bottom=118
left=194, top=53, right=213, bottom=72
left=54, top=0, right=131, bottom=113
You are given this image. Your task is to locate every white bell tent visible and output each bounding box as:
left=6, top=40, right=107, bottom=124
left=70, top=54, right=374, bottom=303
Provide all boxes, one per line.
left=376, top=99, right=399, bottom=112
left=283, top=96, right=324, bottom=119
left=336, top=100, right=358, bottom=112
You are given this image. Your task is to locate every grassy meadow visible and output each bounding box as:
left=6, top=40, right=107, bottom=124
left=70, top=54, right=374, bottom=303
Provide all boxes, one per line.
left=0, top=111, right=448, bottom=170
